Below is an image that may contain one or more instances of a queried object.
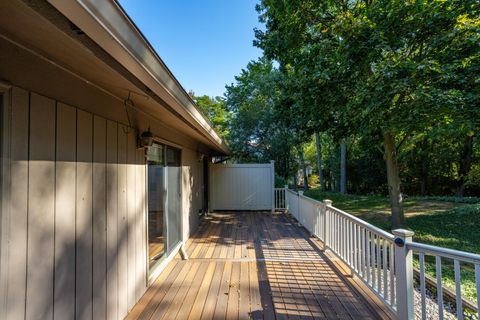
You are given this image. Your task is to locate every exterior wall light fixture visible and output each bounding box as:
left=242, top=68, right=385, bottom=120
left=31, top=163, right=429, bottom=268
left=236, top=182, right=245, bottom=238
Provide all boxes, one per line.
left=139, top=127, right=154, bottom=148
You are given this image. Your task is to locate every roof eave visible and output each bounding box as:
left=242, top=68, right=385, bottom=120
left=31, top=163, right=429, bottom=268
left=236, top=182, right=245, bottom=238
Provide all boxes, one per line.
left=47, top=0, right=229, bottom=155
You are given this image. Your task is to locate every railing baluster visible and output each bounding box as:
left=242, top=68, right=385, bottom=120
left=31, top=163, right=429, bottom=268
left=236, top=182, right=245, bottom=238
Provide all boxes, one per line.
left=352, top=223, right=358, bottom=273
left=341, top=218, right=345, bottom=260
left=419, top=253, right=426, bottom=320
left=476, top=264, right=480, bottom=320
left=436, top=256, right=444, bottom=320
left=377, top=235, right=381, bottom=293
left=454, top=259, right=463, bottom=320
left=334, top=212, right=337, bottom=252
left=390, top=242, right=395, bottom=306
left=371, top=233, right=376, bottom=288
left=383, top=240, right=388, bottom=300
left=362, top=228, right=366, bottom=278
left=367, top=231, right=371, bottom=285
left=348, top=220, right=352, bottom=266
left=340, top=216, right=344, bottom=259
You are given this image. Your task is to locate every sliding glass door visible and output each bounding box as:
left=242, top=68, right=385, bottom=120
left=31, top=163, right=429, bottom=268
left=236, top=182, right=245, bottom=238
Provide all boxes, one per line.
left=146, top=143, right=182, bottom=271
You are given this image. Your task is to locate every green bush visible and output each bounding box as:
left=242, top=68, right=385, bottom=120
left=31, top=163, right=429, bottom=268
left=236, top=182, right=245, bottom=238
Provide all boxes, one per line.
left=275, top=174, right=288, bottom=188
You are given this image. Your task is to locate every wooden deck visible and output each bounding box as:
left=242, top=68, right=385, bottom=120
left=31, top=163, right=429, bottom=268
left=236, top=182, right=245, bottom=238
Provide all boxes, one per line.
left=126, top=212, right=388, bottom=320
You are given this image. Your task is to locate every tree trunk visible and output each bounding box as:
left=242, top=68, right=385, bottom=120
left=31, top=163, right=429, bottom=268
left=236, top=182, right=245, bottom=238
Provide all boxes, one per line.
left=419, top=139, right=429, bottom=196
left=340, top=142, right=347, bottom=194
left=456, top=135, right=474, bottom=196
left=384, top=133, right=405, bottom=229
left=330, top=156, right=336, bottom=192
left=315, top=132, right=326, bottom=191
left=300, top=148, right=309, bottom=190
left=330, top=170, right=335, bottom=192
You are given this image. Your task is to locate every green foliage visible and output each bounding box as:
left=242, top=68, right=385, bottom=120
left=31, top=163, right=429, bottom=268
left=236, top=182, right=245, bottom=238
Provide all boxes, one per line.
left=274, top=174, right=287, bottom=188
left=253, top=0, right=480, bottom=205
left=224, top=58, right=298, bottom=178
left=308, top=174, right=320, bottom=189
left=192, top=95, right=231, bottom=139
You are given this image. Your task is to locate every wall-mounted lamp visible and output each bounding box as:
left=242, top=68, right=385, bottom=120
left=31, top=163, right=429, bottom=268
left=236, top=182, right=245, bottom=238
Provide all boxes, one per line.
left=139, top=127, right=154, bottom=149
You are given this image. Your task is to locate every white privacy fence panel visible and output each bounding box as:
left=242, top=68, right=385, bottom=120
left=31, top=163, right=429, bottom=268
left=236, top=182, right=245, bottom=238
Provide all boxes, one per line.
left=209, top=162, right=274, bottom=211
left=283, top=188, right=480, bottom=320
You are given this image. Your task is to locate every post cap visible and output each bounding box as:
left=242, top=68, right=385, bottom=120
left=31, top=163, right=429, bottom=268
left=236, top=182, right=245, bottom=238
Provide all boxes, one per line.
left=324, top=199, right=333, bottom=206
left=392, top=229, right=415, bottom=238
left=298, top=191, right=304, bottom=195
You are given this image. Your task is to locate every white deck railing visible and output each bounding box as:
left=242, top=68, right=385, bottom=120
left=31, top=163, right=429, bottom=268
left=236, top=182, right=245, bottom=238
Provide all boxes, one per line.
left=278, top=187, right=480, bottom=320
left=274, top=188, right=286, bottom=210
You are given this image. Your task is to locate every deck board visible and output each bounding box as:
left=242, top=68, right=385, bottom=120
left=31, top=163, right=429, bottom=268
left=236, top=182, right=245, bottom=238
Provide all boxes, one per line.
left=127, top=212, right=390, bottom=319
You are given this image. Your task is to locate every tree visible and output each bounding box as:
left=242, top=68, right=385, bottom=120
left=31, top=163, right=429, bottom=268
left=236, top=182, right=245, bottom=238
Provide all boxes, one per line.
left=224, top=58, right=298, bottom=179
left=254, top=0, right=480, bottom=228
left=192, top=95, right=231, bottom=140
left=315, top=132, right=326, bottom=191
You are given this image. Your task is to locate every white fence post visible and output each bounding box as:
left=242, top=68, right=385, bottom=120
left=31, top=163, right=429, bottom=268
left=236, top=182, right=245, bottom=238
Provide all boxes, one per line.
left=393, top=229, right=415, bottom=320
left=323, top=200, right=332, bottom=251
left=271, top=160, right=275, bottom=213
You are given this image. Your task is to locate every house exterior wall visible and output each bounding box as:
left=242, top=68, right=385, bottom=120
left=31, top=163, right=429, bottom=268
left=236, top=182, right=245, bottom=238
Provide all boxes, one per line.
left=0, top=85, right=206, bottom=319
left=181, top=148, right=205, bottom=242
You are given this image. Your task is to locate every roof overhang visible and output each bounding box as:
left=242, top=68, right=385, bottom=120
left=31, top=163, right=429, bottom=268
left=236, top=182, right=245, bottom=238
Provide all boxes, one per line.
left=44, top=0, right=229, bottom=154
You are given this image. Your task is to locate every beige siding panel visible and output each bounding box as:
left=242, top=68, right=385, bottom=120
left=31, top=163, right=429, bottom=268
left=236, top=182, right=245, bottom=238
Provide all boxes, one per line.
left=135, top=148, right=147, bottom=300
left=117, top=126, right=128, bottom=319
left=5, top=87, right=29, bottom=320
left=76, top=110, right=93, bottom=320
left=181, top=148, right=203, bottom=241
left=106, top=120, right=118, bottom=320
left=26, top=93, right=56, bottom=320
left=93, top=116, right=107, bottom=320
left=54, top=103, right=76, bottom=320
left=126, top=130, right=136, bottom=310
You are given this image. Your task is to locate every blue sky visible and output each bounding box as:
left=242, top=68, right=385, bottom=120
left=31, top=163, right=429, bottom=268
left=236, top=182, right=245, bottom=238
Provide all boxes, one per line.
left=118, top=0, right=264, bottom=97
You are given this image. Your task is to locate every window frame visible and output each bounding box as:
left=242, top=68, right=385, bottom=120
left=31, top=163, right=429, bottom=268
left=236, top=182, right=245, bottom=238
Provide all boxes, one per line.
left=0, top=83, right=12, bottom=316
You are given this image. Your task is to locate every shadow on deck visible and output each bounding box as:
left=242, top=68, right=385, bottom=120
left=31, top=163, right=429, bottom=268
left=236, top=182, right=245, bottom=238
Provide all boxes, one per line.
left=126, top=212, right=392, bottom=320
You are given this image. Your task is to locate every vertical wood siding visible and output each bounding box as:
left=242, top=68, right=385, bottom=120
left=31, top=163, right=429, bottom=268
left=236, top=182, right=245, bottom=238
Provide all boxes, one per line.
left=0, top=87, right=148, bottom=320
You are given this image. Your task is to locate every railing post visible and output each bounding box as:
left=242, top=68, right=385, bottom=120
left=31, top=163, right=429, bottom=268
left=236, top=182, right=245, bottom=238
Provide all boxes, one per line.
left=284, top=185, right=288, bottom=209
left=393, top=229, right=415, bottom=320
left=270, top=160, right=275, bottom=213
left=323, top=199, right=332, bottom=251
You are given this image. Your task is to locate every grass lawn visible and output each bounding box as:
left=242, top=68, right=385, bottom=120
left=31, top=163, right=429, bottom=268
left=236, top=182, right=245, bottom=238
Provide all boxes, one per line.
left=304, top=189, right=480, bottom=304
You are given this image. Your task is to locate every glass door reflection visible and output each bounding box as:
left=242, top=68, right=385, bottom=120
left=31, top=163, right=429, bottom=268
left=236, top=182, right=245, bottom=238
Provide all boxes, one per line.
left=147, top=144, right=165, bottom=268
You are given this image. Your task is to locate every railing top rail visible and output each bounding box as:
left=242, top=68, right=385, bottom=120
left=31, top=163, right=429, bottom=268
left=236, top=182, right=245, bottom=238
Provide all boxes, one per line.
left=285, top=188, right=299, bottom=195
left=299, top=193, right=324, bottom=206
left=407, top=241, right=480, bottom=264
left=327, top=205, right=395, bottom=240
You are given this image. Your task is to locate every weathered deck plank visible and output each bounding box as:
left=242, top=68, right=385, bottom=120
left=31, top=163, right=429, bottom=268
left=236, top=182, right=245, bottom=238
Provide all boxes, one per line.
left=127, top=212, right=390, bottom=320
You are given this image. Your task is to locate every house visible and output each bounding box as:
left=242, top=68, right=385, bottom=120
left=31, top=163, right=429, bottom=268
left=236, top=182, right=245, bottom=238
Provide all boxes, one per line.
left=4, top=1, right=475, bottom=320
left=0, top=0, right=228, bottom=319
